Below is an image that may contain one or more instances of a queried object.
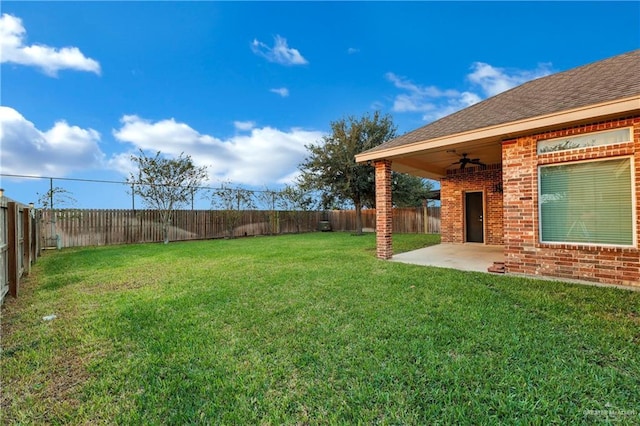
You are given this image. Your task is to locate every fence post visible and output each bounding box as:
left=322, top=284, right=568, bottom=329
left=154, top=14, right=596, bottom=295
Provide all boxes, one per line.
left=423, top=201, right=428, bottom=234
left=22, top=207, right=31, bottom=274
left=31, top=210, right=39, bottom=261
left=7, top=202, right=19, bottom=297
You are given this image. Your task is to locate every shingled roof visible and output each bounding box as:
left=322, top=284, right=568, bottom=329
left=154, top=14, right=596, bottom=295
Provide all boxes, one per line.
left=365, top=50, right=640, bottom=154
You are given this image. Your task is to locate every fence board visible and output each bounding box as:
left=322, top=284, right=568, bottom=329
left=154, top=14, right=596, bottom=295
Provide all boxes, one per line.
left=39, top=206, right=440, bottom=249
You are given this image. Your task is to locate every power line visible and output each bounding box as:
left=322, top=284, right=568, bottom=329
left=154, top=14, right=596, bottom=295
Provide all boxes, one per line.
left=0, top=173, right=280, bottom=193
left=1, top=173, right=124, bottom=185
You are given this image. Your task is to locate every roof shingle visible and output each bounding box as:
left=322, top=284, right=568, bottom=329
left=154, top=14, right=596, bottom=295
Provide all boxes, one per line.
left=367, top=50, right=640, bottom=153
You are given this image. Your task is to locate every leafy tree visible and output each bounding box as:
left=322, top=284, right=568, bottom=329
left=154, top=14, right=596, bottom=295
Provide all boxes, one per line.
left=392, top=174, right=435, bottom=208
left=128, top=150, right=208, bottom=244
left=299, top=112, right=434, bottom=233
left=299, top=111, right=396, bottom=234
left=277, top=184, right=318, bottom=233
left=211, top=183, right=256, bottom=238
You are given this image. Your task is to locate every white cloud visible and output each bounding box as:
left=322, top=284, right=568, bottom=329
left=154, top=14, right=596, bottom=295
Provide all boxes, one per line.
left=420, top=92, right=483, bottom=122
left=0, top=106, right=105, bottom=176
left=386, top=73, right=458, bottom=99
left=234, top=120, right=255, bottom=131
left=468, top=62, right=552, bottom=97
left=106, top=152, right=137, bottom=177
left=386, top=61, right=553, bottom=122
left=270, top=87, right=289, bottom=97
left=113, top=115, right=323, bottom=186
left=385, top=72, right=462, bottom=116
left=0, top=13, right=101, bottom=76
left=251, top=35, right=308, bottom=66
left=347, top=47, right=360, bottom=55
left=370, top=101, right=385, bottom=111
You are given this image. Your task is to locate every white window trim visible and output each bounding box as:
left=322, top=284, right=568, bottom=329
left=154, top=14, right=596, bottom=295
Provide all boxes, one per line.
left=537, top=155, right=637, bottom=249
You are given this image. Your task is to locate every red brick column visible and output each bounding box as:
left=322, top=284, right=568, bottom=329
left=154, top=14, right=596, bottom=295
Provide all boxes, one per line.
left=375, top=159, right=393, bottom=259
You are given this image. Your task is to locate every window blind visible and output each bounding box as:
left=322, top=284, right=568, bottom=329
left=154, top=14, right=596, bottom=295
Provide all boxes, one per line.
left=539, top=158, right=633, bottom=245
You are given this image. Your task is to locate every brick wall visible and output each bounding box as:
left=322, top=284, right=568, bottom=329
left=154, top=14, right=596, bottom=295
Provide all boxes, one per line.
left=502, top=116, right=640, bottom=287
left=375, top=159, right=393, bottom=259
left=441, top=164, right=504, bottom=245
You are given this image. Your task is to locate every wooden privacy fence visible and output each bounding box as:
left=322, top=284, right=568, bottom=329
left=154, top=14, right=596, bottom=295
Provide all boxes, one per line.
left=40, top=209, right=325, bottom=248
left=330, top=207, right=441, bottom=234
left=1, top=197, right=40, bottom=304
left=40, top=206, right=441, bottom=249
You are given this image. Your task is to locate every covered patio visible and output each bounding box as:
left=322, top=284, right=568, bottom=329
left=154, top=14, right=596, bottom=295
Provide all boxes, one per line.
left=356, top=51, right=640, bottom=287
left=391, top=243, right=505, bottom=273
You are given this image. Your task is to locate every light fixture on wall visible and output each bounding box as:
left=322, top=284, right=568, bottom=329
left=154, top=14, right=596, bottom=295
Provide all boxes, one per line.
left=0, top=188, right=4, bottom=198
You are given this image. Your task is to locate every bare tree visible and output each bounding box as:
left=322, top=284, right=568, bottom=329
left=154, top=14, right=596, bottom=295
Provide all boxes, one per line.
left=37, top=186, right=79, bottom=248
left=37, top=186, right=77, bottom=210
left=255, top=188, right=281, bottom=235
left=211, top=183, right=256, bottom=238
left=128, top=150, right=208, bottom=244
left=278, top=184, right=318, bottom=233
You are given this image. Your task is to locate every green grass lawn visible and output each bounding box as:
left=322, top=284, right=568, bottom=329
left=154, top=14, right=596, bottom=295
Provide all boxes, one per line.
left=1, top=233, right=639, bottom=424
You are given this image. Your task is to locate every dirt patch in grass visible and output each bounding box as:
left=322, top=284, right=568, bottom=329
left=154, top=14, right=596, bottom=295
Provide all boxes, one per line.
left=45, top=347, right=92, bottom=406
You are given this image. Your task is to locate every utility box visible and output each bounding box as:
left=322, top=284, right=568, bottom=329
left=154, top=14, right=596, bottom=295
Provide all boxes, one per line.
left=318, top=221, right=332, bottom=232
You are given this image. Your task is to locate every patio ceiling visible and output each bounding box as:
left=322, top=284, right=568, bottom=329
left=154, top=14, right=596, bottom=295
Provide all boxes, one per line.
left=389, top=138, right=503, bottom=179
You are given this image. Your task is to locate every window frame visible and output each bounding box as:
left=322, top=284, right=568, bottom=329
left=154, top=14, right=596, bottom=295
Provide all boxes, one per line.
left=537, top=155, right=637, bottom=248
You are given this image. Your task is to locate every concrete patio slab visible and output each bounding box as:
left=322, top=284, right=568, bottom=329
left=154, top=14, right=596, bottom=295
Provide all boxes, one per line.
left=391, top=244, right=640, bottom=291
left=391, top=243, right=505, bottom=273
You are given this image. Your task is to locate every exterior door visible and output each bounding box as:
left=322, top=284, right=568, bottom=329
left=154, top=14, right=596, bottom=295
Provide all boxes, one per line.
left=465, top=192, right=484, bottom=243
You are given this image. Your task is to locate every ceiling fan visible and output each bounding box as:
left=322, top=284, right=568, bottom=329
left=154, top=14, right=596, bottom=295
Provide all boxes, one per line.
left=451, top=152, right=486, bottom=169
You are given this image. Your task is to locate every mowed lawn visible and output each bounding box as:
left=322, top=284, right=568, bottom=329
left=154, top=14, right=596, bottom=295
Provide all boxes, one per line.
left=1, top=233, right=639, bottom=425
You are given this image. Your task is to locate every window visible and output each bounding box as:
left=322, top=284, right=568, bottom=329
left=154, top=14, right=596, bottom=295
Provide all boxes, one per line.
left=539, top=157, right=634, bottom=246
left=537, top=128, right=631, bottom=154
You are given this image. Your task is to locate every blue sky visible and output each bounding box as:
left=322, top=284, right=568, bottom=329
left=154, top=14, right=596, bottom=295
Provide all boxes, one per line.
left=1, top=1, right=639, bottom=209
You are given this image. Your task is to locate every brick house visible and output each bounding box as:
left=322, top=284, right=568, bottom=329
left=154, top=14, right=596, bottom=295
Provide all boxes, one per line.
left=356, top=50, right=640, bottom=287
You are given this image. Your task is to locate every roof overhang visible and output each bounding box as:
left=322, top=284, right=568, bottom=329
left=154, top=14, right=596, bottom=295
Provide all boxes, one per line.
left=356, top=95, right=640, bottom=179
